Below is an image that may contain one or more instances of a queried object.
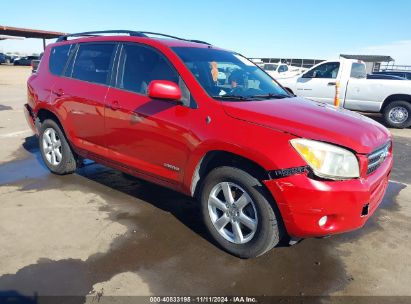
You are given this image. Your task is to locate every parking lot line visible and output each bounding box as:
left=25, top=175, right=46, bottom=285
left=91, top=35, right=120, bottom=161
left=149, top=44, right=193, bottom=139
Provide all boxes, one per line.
left=0, top=129, right=31, bottom=138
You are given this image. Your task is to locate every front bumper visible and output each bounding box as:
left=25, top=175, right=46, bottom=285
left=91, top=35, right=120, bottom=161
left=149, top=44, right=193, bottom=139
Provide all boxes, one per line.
left=264, top=155, right=393, bottom=238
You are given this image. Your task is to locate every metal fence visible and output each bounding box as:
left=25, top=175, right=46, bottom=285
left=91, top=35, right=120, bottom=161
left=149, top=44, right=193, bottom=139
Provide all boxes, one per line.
left=249, top=58, right=325, bottom=69
left=379, top=63, right=411, bottom=71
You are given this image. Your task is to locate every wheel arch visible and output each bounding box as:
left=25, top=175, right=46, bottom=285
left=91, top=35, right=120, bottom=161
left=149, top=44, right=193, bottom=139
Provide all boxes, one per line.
left=37, top=108, right=60, bottom=124
left=36, top=108, right=71, bottom=142
left=381, top=94, right=411, bottom=112
left=190, top=150, right=270, bottom=199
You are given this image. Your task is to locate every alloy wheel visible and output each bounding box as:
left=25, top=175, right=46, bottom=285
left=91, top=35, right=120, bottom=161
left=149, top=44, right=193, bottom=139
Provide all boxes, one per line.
left=42, top=127, right=63, bottom=166
left=207, top=182, right=258, bottom=244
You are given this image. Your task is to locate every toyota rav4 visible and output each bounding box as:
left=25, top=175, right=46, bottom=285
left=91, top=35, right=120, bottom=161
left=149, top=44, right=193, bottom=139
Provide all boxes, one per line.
left=25, top=31, right=393, bottom=258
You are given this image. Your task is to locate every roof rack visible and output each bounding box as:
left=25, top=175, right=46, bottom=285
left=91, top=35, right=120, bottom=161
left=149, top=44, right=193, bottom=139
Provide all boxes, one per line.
left=139, top=31, right=211, bottom=45
left=56, top=30, right=146, bottom=42
left=56, top=30, right=211, bottom=45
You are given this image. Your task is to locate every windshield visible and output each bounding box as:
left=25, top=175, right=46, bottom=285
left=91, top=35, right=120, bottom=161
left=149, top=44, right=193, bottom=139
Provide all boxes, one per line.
left=264, top=64, right=278, bottom=71
left=172, top=47, right=290, bottom=101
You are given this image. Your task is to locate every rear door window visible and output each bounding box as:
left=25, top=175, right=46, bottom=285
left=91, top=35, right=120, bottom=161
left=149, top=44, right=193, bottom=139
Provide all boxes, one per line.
left=49, top=44, right=75, bottom=76
left=70, top=43, right=116, bottom=85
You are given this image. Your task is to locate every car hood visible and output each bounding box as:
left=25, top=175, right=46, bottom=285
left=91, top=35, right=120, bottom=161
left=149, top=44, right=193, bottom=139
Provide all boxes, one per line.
left=222, top=97, right=390, bottom=154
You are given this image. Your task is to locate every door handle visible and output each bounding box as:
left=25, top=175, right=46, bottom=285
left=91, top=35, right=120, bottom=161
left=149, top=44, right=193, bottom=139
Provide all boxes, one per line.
left=328, top=82, right=337, bottom=86
left=52, top=88, right=64, bottom=97
left=110, top=100, right=120, bottom=110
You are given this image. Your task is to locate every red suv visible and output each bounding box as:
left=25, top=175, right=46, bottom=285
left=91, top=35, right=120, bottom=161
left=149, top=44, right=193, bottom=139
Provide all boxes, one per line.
left=25, top=31, right=393, bottom=258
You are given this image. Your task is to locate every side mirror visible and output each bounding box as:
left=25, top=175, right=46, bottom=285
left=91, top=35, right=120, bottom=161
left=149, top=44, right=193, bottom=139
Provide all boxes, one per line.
left=147, top=80, right=182, bottom=101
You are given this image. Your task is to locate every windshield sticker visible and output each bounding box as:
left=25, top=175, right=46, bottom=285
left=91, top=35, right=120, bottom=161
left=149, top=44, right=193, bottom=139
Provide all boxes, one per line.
left=219, top=89, right=227, bottom=96
left=234, top=54, right=255, bottom=66
left=210, top=61, right=219, bottom=82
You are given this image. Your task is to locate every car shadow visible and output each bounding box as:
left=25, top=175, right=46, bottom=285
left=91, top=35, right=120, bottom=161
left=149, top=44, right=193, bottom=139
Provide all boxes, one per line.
left=0, top=291, right=37, bottom=304
left=19, top=135, right=218, bottom=248
left=19, top=135, right=291, bottom=251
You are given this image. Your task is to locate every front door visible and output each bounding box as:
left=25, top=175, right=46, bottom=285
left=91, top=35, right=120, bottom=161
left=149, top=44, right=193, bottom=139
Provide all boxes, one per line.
left=296, top=61, right=341, bottom=104
left=104, top=43, right=195, bottom=184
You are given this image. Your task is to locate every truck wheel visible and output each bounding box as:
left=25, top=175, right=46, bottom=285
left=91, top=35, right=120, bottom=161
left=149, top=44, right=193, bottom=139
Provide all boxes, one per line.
left=200, top=166, right=282, bottom=258
left=383, top=100, right=411, bottom=128
left=39, top=119, right=78, bottom=175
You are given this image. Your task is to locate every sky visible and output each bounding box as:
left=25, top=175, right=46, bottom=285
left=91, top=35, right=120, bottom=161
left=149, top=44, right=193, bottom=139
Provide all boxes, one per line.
left=1, top=0, right=411, bottom=64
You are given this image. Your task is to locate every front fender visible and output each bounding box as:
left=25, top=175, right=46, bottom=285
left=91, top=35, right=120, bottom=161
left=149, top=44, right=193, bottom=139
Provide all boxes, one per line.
left=181, top=132, right=306, bottom=196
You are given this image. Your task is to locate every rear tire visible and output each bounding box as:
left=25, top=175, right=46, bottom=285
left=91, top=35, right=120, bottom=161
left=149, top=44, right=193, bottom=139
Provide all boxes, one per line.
left=39, top=119, right=77, bottom=175
left=200, top=166, right=282, bottom=258
left=383, top=100, right=411, bottom=128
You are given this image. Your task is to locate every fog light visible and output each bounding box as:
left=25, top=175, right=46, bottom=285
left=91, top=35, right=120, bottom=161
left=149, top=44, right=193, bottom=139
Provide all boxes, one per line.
left=319, top=216, right=328, bottom=227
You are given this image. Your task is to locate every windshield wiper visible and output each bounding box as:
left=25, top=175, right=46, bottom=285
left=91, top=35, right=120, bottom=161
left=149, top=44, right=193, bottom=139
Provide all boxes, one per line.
left=212, top=95, right=251, bottom=101
left=248, top=93, right=290, bottom=99
left=212, top=93, right=290, bottom=101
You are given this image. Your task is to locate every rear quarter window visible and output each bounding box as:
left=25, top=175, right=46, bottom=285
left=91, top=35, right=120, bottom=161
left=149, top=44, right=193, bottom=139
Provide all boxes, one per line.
left=49, top=44, right=75, bottom=76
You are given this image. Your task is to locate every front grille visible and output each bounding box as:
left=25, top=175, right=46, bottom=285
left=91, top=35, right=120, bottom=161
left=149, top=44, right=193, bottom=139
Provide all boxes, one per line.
left=367, top=142, right=391, bottom=175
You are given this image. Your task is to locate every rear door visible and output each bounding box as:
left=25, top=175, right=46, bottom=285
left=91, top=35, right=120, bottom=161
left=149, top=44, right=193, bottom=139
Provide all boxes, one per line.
left=295, top=61, right=341, bottom=104
left=51, top=42, right=117, bottom=157
left=344, top=62, right=384, bottom=112
left=104, top=43, right=195, bottom=184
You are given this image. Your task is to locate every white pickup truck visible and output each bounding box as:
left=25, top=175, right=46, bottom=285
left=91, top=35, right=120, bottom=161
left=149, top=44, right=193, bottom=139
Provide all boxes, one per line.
left=278, top=59, right=411, bottom=128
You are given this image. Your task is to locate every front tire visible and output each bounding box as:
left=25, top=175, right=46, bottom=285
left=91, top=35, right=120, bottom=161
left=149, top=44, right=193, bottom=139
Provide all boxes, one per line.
left=39, top=119, right=77, bottom=175
left=200, top=166, right=282, bottom=258
left=383, top=100, right=411, bottom=128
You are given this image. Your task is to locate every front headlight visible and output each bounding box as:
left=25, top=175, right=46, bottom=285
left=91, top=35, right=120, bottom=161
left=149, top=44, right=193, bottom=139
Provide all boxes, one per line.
left=290, top=138, right=359, bottom=180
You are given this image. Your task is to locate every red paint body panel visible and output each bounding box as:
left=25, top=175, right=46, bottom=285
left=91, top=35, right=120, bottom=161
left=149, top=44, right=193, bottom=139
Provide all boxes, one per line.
left=222, top=98, right=390, bottom=154
left=25, top=35, right=393, bottom=238
left=51, top=77, right=108, bottom=158
left=104, top=86, right=194, bottom=184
